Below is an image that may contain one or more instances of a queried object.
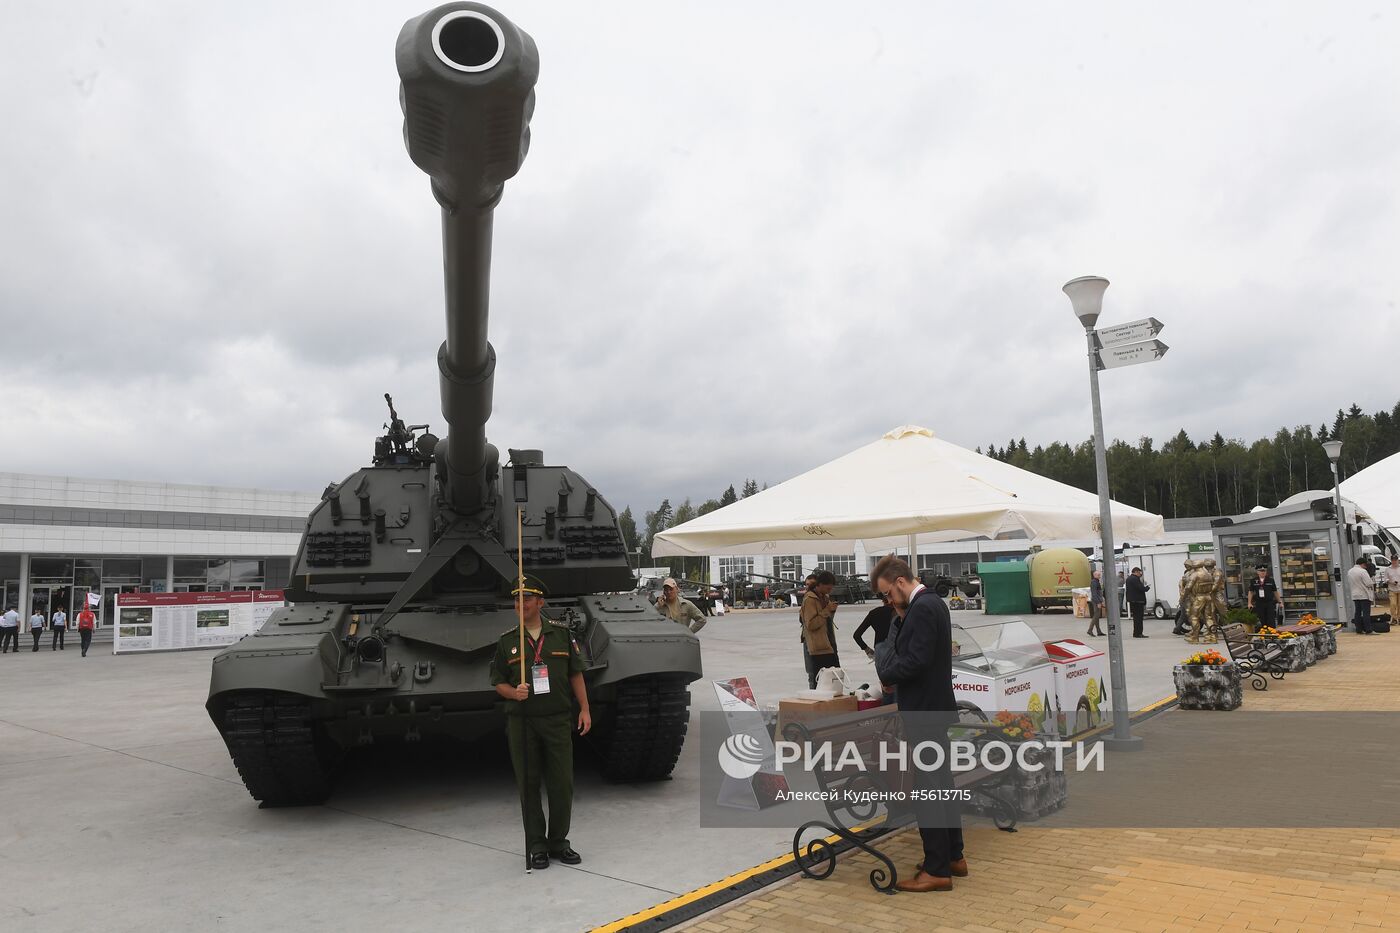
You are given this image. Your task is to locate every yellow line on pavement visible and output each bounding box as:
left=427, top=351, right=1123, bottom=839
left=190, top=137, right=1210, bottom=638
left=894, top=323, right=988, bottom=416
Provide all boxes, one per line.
left=589, top=819, right=886, bottom=932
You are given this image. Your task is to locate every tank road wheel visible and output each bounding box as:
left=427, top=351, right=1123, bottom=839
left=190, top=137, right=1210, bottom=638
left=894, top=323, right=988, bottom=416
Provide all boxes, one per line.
left=597, top=677, right=692, bottom=782
left=222, top=695, right=336, bottom=807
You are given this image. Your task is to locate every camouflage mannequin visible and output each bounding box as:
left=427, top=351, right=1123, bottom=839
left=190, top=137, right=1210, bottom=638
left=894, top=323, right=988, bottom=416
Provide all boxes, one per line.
left=1188, top=559, right=1223, bottom=644
left=1174, top=559, right=1194, bottom=635
left=1207, top=558, right=1228, bottom=639
left=1186, top=561, right=1217, bottom=644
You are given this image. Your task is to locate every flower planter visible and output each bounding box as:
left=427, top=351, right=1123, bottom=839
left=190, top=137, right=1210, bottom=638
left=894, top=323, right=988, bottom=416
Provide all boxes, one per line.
left=1275, top=637, right=1315, bottom=672
left=1321, top=626, right=1338, bottom=655
left=962, top=739, right=1068, bottom=823
left=1309, top=628, right=1330, bottom=660
left=1173, top=662, right=1242, bottom=710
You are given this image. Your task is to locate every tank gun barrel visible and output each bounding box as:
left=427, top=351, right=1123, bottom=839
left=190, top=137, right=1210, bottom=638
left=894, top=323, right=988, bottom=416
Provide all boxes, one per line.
left=396, top=3, right=538, bottom=514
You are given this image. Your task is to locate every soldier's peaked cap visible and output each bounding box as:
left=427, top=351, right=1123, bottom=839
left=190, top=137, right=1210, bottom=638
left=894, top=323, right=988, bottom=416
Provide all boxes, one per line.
left=512, top=575, right=549, bottom=598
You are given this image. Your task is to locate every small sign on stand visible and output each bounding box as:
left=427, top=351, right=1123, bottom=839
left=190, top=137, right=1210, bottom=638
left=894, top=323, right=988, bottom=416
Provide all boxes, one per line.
left=712, top=678, right=789, bottom=810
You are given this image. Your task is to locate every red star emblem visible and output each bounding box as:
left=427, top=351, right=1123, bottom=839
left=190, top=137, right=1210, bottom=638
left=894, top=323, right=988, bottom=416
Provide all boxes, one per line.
left=1055, top=566, right=1073, bottom=585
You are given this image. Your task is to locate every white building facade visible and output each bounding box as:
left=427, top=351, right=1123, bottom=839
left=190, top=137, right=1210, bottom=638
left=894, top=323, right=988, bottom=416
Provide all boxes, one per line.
left=0, top=472, right=319, bottom=628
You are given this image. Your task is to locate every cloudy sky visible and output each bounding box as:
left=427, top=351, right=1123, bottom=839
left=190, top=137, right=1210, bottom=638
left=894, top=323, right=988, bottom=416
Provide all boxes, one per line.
left=2, top=1, right=1396, bottom=518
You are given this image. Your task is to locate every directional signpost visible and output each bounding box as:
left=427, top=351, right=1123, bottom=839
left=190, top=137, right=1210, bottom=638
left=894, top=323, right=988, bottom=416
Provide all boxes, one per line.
left=1096, top=338, right=1169, bottom=370
left=1094, top=316, right=1168, bottom=370
left=1093, top=316, right=1164, bottom=349
left=1062, top=276, right=1170, bottom=754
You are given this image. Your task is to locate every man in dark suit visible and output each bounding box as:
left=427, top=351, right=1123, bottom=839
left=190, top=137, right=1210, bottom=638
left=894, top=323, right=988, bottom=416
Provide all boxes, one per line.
left=1126, top=567, right=1150, bottom=638
left=872, top=555, right=964, bottom=894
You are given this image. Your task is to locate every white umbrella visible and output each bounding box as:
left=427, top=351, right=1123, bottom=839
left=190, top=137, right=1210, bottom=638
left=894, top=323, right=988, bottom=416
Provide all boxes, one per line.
left=652, top=425, right=1165, bottom=558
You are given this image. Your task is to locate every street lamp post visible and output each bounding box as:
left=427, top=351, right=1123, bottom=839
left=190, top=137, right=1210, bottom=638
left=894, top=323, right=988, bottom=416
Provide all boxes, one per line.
left=1063, top=276, right=1141, bottom=752
left=1322, top=440, right=1346, bottom=624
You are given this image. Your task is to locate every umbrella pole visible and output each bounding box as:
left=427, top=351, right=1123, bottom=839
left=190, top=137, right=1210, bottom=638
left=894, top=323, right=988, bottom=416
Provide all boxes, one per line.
left=907, top=533, right=917, bottom=574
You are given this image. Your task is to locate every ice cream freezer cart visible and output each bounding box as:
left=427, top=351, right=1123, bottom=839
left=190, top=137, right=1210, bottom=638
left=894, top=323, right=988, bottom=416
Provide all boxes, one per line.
left=1043, top=638, right=1112, bottom=736
left=950, top=619, right=1057, bottom=735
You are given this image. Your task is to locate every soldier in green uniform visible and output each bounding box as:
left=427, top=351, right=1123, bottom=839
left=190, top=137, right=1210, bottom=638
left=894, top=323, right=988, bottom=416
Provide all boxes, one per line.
left=489, top=575, right=591, bottom=870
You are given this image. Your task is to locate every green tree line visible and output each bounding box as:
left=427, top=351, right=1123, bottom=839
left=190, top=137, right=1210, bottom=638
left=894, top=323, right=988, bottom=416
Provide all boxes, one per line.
left=978, top=401, right=1400, bottom=518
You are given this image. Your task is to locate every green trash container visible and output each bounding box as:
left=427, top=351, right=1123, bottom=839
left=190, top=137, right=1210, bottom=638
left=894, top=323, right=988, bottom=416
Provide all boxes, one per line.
left=977, top=560, right=1032, bottom=615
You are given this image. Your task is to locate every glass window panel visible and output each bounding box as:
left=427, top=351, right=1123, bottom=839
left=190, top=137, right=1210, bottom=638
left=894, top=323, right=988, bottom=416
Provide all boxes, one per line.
left=174, top=559, right=207, bottom=578
left=816, top=555, right=856, bottom=577
left=30, top=558, right=74, bottom=580
left=717, top=556, right=754, bottom=583
left=228, top=560, right=264, bottom=583
left=103, top=558, right=143, bottom=578
left=1222, top=535, right=1271, bottom=606
left=770, top=555, right=803, bottom=583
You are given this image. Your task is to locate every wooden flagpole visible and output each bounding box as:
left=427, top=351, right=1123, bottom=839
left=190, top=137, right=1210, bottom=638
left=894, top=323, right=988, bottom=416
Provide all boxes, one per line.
left=516, top=507, right=530, bottom=874
left=517, top=508, right=527, bottom=687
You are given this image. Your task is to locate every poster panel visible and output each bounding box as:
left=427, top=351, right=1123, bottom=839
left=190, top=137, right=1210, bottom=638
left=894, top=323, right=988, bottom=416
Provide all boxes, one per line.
left=114, top=590, right=284, bottom=654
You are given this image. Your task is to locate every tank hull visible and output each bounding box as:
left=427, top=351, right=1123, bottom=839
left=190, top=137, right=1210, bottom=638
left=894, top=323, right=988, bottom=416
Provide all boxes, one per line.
left=207, top=595, right=702, bottom=805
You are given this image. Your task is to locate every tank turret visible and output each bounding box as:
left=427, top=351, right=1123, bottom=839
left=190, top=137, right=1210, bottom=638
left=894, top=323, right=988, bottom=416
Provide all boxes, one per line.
left=207, top=3, right=701, bottom=807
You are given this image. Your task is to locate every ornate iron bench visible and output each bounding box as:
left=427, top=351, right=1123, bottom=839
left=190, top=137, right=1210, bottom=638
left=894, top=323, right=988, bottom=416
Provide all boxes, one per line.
left=1219, top=622, right=1289, bottom=690
left=784, top=705, right=1019, bottom=894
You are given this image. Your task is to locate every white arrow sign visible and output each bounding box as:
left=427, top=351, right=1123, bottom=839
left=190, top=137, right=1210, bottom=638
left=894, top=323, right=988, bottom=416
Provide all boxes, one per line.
left=1096, top=339, right=1168, bottom=370
left=1095, top=316, right=1165, bottom=348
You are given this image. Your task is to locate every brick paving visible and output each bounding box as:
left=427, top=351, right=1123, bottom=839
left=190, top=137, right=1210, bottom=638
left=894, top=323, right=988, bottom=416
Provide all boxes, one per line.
left=663, top=629, right=1400, bottom=933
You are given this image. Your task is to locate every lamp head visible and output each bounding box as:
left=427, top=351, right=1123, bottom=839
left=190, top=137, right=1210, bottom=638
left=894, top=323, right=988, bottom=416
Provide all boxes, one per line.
left=1062, top=276, right=1110, bottom=327
left=1321, top=439, right=1343, bottom=464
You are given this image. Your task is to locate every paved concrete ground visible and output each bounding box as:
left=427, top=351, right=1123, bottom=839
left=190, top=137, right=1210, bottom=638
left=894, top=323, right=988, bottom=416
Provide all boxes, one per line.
left=0, top=604, right=1185, bottom=932
left=676, top=626, right=1400, bottom=933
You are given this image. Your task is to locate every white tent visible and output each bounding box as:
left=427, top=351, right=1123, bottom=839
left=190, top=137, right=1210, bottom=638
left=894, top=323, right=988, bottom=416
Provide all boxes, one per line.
left=651, top=425, right=1166, bottom=558
left=1342, top=450, right=1400, bottom=538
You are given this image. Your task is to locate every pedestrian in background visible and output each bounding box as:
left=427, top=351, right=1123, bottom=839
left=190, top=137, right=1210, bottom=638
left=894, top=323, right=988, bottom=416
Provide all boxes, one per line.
left=0, top=606, right=19, bottom=653
left=1347, top=557, right=1375, bottom=634
left=799, top=573, right=817, bottom=683
left=76, top=603, right=97, bottom=657
left=30, top=608, right=46, bottom=651
left=853, top=591, right=895, bottom=660
left=1126, top=567, right=1150, bottom=638
left=654, top=578, right=706, bottom=633
left=801, top=570, right=840, bottom=688
left=1086, top=570, right=1105, bottom=637
left=50, top=606, right=67, bottom=650
left=1385, top=553, right=1400, bottom=623
left=1245, top=565, right=1282, bottom=631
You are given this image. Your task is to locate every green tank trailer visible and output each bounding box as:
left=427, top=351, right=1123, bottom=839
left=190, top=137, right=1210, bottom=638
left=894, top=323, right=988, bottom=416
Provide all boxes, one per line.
left=207, top=2, right=702, bottom=806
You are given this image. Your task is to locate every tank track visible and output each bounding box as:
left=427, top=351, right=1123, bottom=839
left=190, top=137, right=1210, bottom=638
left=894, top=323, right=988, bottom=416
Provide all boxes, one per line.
left=222, top=694, right=334, bottom=807
left=598, top=677, right=691, bottom=782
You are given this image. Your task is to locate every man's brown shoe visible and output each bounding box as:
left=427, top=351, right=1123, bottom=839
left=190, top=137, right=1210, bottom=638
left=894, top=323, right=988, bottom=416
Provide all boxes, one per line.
left=896, top=870, right=952, bottom=893
left=914, top=858, right=968, bottom=877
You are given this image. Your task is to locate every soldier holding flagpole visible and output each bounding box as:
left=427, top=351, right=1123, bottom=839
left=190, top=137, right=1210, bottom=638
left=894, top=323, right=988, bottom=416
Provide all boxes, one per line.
left=490, top=510, right=591, bottom=870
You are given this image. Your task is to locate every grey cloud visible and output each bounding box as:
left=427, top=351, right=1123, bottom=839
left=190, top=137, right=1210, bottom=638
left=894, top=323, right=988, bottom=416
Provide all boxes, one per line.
left=2, top=0, right=1396, bottom=518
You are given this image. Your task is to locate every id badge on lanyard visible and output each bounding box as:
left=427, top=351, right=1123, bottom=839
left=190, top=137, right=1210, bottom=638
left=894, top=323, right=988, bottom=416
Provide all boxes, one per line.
left=530, top=636, right=550, bottom=695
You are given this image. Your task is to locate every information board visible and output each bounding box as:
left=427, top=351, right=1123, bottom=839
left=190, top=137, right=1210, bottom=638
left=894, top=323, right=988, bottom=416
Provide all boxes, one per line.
left=113, top=590, right=284, bottom=654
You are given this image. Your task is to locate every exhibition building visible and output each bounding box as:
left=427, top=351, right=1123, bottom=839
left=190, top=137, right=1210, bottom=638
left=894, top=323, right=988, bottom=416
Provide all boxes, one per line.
left=0, top=471, right=319, bottom=630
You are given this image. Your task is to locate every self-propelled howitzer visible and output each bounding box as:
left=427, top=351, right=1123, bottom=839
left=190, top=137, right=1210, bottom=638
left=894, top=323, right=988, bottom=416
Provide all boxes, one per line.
left=207, top=2, right=701, bottom=806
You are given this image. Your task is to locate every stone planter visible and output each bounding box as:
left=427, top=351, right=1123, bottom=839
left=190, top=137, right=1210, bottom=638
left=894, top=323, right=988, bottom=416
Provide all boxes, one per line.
left=964, top=740, right=1068, bottom=823
left=1310, top=628, right=1330, bottom=660
left=1321, top=626, right=1338, bottom=655
left=1274, top=636, right=1314, bottom=672
left=1173, top=662, right=1242, bottom=711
